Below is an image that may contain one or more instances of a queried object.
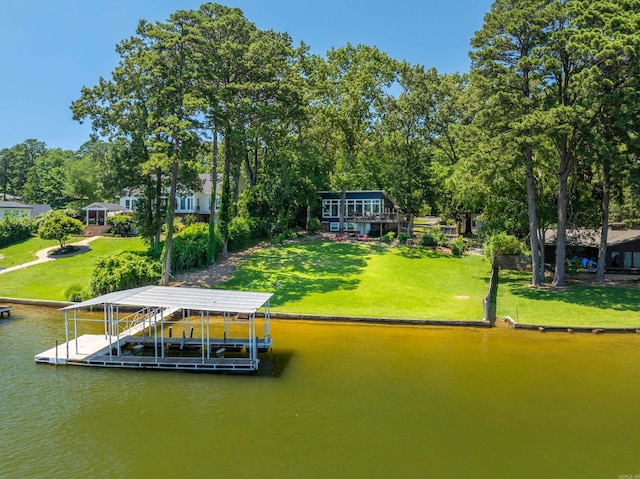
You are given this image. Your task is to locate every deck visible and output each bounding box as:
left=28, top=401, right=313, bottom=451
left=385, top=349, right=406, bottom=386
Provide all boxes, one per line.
left=0, top=306, right=11, bottom=318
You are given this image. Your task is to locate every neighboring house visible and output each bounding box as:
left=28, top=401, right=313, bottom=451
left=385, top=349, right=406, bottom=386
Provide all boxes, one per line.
left=545, top=227, right=640, bottom=271
left=319, top=190, right=401, bottom=236
left=82, top=202, right=128, bottom=226
left=0, top=201, right=31, bottom=220
left=0, top=201, right=51, bottom=220
left=118, top=173, right=223, bottom=222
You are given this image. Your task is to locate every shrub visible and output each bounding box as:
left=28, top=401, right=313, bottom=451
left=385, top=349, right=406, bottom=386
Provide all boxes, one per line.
left=91, top=252, right=162, bottom=295
left=450, top=235, right=466, bottom=256
left=107, top=214, right=135, bottom=236
left=307, top=217, right=321, bottom=234
left=65, top=284, right=92, bottom=302
left=398, top=232, right=411, bottom=244
left=421, top=229, right=447, bottom=248
left=183, top=214, right=197, bottom=227
left=381, top=231, right=396, bottom=243
left=228, top=216, right=254, bottom=252
left=484, top=232, right=523, bottom=260
left=0, top=214, right=35, bottom=248
left=171, top=222, right=211, bottom=273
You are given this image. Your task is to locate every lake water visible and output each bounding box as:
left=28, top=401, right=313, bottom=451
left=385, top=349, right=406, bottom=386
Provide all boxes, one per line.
left=1, top=304, right=639, bottom=478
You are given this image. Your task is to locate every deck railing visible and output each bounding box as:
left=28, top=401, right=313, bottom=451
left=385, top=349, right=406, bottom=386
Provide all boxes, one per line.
left=344, top=210, right=400, bottom=222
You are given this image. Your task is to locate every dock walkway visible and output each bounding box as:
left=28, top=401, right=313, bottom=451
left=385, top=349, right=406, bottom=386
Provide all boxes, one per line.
left=0, top=306, right=10, bottom=318
left=35, top=306, right=180, bottom=364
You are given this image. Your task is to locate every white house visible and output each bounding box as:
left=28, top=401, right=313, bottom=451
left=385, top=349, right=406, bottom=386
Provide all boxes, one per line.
left=118, top=173, right=223, bottom=222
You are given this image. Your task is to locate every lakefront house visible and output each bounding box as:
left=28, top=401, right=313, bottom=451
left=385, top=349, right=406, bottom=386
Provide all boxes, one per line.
left=319, top=190, right=401, bottom=237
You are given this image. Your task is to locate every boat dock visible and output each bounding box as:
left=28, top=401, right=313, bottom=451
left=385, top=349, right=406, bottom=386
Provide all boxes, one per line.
left=35, top=286, right=273, bottom=373
left=0, top=306, right=11, bottom=318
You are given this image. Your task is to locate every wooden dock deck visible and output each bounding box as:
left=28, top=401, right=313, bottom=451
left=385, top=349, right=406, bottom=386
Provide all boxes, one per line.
left=0, top=306, right=11, bottom=318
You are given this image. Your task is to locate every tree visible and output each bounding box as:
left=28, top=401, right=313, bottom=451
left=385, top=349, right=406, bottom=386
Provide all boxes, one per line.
left=0, top=139, right=47, bottom=199
left=22, top=148, right=74, bottom=208
left=470, top=0, right=552, bottom=286
left=38, top=211, right=83, bottom=249
left=310, top=44, right=398, bottom=232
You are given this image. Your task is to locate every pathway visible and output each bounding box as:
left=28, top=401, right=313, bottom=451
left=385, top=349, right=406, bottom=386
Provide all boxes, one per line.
left=0, top=236, right=101, bottom=275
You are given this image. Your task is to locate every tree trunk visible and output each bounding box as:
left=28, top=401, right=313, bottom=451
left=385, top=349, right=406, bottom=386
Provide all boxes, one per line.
left=464, top=214, right=473, bottom=237
left=154, top=171, right=163, bottom=250
left=596, top=156, right=611, bottom=283
left=525, top=149, right=541, bottom=287
left=552, top=149, right=572, bottom=287
left=233, top=159, right=241, bottom=205
left=208, top=124, right=219, bottom=264
left=484, top=258, right=499, bottom=325
left=220, top=127, right=232, bottom=258
left=339, top=146, right=351, bottom=234
left=162, top=159, right=179, bottom=286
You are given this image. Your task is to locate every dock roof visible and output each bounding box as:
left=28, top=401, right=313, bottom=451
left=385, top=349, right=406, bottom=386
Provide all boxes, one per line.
left=61, top=286, right=273, bottom=315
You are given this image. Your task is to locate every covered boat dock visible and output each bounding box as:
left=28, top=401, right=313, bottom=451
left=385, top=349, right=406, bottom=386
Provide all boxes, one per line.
left=35, top=286, right=273, bottom=373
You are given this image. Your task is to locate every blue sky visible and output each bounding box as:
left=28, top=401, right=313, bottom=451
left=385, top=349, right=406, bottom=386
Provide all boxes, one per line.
left=0, top=0, right=493, bottom=151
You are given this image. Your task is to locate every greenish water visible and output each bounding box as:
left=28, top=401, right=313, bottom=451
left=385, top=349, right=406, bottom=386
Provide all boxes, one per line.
left=1, top=305, right=640, bottom=479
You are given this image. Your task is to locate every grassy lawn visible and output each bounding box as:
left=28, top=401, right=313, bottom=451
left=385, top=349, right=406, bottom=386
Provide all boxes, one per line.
left=0, top=236, right=60, bottom=268
left=220, top=241, right=491, bottom=320
left=0, top=237, right=147, bottom=301
left=220, top=239, right=640, bottom=327
left=497, top=270, right=640, bottom=328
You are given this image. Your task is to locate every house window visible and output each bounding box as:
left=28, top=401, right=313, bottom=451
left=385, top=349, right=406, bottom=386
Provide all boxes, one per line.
left=322, top=200, right=331, bottom=218
left=611, top=252, right=620, bottom=267
left=125, top=199, right=130, bottom=209
left=634, top=252, right=640, bottom=268
left=330, top=222, right=339, bottom=232
left=179, top=197, right=186, bottom=210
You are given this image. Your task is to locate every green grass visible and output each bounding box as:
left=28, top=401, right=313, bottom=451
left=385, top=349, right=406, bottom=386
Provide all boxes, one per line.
left=221, top=240, right=640, bottom=327
left=0, top=236, right=60, bottom=268
left=497, top=270, right=640, bottom=328
left=220, top=241, right=490, bottom=320
left=4, top=235, right=639, bottom=327
left=0, top=237, right=147, bottom=301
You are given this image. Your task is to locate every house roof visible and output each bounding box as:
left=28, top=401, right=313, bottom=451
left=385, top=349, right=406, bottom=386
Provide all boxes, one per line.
left=61, top=285, right=273, bottom=315
left=0, top=201, right=32, bottom=209
left=545, top=228, right=640, bottom=247
left=82, top=202, right=128, bottom=212
left=26, top=204, right=51, bottom=217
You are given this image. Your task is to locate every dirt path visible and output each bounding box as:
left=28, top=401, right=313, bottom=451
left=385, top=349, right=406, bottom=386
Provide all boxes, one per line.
left=0, top=236, right=101, bottom=275
left=172, top=234, right=331, bottom=288
left=172, top=242, right=270, bottom=288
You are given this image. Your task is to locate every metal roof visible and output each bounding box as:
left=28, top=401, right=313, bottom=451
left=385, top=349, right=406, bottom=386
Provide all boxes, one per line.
left=61, top=286, right=273, bottom=314
left=545, top=228, right=640, bottom=247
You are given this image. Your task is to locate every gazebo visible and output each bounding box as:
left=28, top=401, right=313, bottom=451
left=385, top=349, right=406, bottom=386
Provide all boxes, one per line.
left=82, top=202, right=128, bottom=226
left=35, top=286, right=274, bottom=373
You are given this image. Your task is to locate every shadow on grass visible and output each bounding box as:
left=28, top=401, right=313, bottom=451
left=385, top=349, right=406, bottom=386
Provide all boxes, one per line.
left=393, top=245, right=453, bottom=259
left=501, top=270, right=640, bottom=312
left=219, top=240, right=371, bottom=307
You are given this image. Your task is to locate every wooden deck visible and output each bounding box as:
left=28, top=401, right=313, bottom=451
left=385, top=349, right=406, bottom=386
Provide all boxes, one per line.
left=0, top=306, right=11, bottom=318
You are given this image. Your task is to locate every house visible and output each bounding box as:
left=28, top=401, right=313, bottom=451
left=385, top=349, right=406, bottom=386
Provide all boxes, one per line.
left=0, top=201, right=51, bottom=220
left=319, top=190, right=401, bottom=236
left=118, top=173, right=223, bottom=223
left=545, top=227, right=640, bottom=272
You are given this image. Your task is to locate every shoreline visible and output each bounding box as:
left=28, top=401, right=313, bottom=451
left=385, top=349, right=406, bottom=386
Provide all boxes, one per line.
left=4, top=296, right=640, bottom=333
